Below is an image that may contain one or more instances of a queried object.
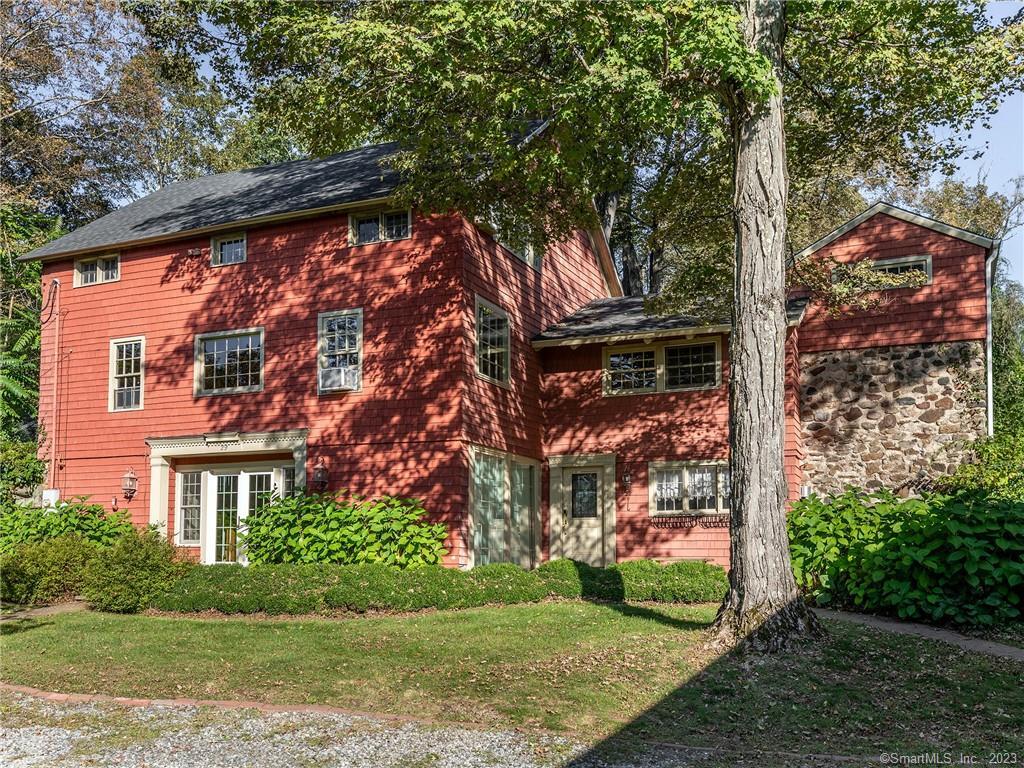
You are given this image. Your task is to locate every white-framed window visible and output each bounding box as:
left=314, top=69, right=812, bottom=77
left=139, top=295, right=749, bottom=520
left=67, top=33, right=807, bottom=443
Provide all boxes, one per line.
left=475, top=296, right=510, bottom=385
left=871, top=254, right=932, bottom=283
left=177, top=471, right=203, bottom=545
left=317, top=309, right=363, bottom=393
left=648, top=461, right=731, bottom=516
left=109, top=336, right=145, bottom=411
left=194, top=327, right=264, bottom=396
left=604, top=337, right=721, bottom=396
left=470, top=446, right=539, bottom=568
left=350, top=209, right=412, bottom=245
left=74, top=254, right=119, bottom=287
left=211, top=233, right=247, bottom=266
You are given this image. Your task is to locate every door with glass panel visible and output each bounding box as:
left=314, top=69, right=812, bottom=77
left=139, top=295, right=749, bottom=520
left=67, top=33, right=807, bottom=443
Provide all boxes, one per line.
left=561, top=468, right=606, bottom=566
left=202, top=470, right=275, bottom=564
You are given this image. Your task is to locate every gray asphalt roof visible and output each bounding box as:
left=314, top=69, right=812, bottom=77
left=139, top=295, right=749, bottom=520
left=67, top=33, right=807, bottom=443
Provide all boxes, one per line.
left=23, top=142, right=401, bottom=261
left=534, top=295, right=809, bottom=345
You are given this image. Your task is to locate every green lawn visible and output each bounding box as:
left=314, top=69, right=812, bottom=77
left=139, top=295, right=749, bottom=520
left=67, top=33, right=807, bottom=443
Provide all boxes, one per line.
left=2, top=603, right=1022, bottom=761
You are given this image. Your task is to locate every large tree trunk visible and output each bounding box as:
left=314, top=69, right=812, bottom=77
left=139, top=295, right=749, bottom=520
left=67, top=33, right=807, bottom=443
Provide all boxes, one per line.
left=711, top=0, right=823, bottom=651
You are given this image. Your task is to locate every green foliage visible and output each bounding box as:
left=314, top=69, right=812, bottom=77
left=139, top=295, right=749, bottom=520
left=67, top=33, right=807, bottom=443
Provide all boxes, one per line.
left=942, top=431, right=1024, bottom=503
left=81, top=527, right=193, bottom=613
left=787, top=252, right=929, bottom=316
left=0, top=497, right=133, bottom=556
left=0, top=535, right=98, bottom=605
left=0, top=438, right=45, bottom=505
left=789, top=489, right=1024, bottom=626
left=151, top=557, right=727, bottom=616
left=241, top=491, right=448, bottom=568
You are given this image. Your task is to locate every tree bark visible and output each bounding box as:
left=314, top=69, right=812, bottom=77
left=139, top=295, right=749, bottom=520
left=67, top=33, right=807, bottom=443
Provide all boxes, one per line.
left=711, top=0, right=823, bottom=651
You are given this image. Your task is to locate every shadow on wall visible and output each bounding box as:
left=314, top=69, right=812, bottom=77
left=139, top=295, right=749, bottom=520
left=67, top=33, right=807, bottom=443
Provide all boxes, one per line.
left=562, top=596, right=1021, bottom=766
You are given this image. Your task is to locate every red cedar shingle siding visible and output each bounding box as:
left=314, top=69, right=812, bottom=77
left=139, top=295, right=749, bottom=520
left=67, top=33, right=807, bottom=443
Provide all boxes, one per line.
left=798, top=214, right=988, bottom=352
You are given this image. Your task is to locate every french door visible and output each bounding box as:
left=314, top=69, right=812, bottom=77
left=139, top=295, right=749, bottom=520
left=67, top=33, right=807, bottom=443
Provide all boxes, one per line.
left=197, top=468, right=278, bottom=564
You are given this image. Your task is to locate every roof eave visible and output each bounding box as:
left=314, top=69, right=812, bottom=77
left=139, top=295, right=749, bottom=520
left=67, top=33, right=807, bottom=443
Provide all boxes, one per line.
left=19, top=195, right=395, bottom=263
left=794, top=201, right=996, bottom=261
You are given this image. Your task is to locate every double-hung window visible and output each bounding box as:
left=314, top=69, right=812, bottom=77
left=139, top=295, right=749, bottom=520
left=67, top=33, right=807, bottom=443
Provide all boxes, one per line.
left=194, top=328, right=264, bottom=396
left=475, top=297, right=509, bottom=384
left=350, top=210, right=411, bottom=245
left=211, top=233, right=246, bottom=266
left=318, top=309, right=363, bottom=393
left=604, top=338, right=721, bottom=396
left=75, top=254, right=119, bottom=286
left=109, top=336, right=144, bottom=411
left=649, top=462, right=731, bottom=516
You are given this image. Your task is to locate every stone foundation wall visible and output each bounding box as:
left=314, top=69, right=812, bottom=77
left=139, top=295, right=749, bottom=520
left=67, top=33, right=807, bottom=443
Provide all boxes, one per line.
left=800, top=341, right=986, bottom=495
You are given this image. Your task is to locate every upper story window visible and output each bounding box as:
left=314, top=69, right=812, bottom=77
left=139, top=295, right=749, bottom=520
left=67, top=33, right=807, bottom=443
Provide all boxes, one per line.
left=318, top=309, right=363, bottom=393
left=74, top=254, right=119, bottom=287
left=350, top=209, right=411, bottom=245
left=194, top=328, right=264, bottom=396
left=476, top=297, right=510, bottom=385
left=212, top=233, right=247, bottom=266
left=870, top=254, right=932, bottom=283
left=109, top=336, right=144, bottom=411
left=649, top=461, right=730, bottom=516
left=604, top=338, right=721, bottom=396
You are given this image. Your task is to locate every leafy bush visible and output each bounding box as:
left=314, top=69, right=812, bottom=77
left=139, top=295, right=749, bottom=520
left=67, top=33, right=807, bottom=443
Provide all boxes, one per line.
left=82, top=527, right=193, bottom=613
left=0, top=535, right=98, bottom=605
left=0, top=496, right=133, bottom=555
left=941, top=430, right=1024, bottom=502
left=789, top=488, right=1024, bottom=626
left=241, top=491, right=447, bottom=568
left=0, top=439, right=46, bottom=506
left=152, top=557, right=728, bottom=616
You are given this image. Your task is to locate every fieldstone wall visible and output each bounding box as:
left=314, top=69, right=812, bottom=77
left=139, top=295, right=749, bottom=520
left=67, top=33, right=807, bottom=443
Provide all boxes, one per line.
left=800, top=341, right=986, bottom=494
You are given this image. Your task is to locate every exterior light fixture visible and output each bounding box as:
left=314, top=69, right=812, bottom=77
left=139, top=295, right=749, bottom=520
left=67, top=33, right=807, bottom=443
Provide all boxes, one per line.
left=622, top=468, right=632, bottom=491
left=121, top=467, right=139, bottom=501
left=311, top=458, right=329, bottom=492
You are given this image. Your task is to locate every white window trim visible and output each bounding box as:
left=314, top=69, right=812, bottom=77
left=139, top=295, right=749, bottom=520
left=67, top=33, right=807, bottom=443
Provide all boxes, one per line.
left=647, top=460, right=730, bottom=518
left=870, top=254, right=933, bottom=284
left=174, top=469, right=206, bottom=546
left=603, top=337, right=722, bottom=397
left=193, top=326, right=265, bottom=397
left=210, top=232, right=247, bottom=266
left=474, top=295, right=511, bottom=387
left=73, top=253, right=120, bottom=287
left=348, top=209, right=413, bottom=246
left=317, top=308, right=363, bottom=394
left=468, top=445, right=542, bottom=569
left=108, top=335, right=145, bottom=412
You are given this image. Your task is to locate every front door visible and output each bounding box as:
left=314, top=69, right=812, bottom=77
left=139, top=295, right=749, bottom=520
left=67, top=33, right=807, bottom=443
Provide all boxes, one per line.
left=203, top=470, right=274, bottom=564
left=561, top=468, right=606, bottom=566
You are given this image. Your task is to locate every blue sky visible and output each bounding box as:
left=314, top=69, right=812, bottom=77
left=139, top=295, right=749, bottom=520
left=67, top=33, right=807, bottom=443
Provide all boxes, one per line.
left=953, top=1, right=1024, bottom=283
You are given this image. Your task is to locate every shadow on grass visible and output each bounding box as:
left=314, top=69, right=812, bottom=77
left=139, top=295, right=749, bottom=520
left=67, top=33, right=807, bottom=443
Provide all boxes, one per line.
left=562, top=597, right=1024, bottom=766
left=0, top=618, right=53, bottom=636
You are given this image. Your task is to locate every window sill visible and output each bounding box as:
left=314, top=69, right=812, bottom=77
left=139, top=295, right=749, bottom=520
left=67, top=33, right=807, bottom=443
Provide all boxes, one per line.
left=195, top=385, right=264, bottom=398
left=475, top=370, right=511, bottom=390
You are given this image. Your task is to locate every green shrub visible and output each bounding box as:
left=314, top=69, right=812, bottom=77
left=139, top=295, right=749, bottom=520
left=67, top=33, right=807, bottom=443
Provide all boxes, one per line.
left=941, top=430, right=1024, bottom=502
left=82, top=527, right=194, bottom=613
left=153, top=557, right=728, bottom=616
left=0, top=439, right=46, bottom=506
left=0, top=535, right=98, bottom=605
left=789, top=488, right=1024, bottom=626
left=241, top=491, right=448, bottom=568
left=0, top=496, right=133, bottom=555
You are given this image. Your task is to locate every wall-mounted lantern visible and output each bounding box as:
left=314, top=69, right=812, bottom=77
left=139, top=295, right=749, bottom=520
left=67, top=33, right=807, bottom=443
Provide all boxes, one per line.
left=311, top=458, right=329, bottom=492
left=622, top=468, right=632, bottom=492
left=121, top=467, right=138, bottom=501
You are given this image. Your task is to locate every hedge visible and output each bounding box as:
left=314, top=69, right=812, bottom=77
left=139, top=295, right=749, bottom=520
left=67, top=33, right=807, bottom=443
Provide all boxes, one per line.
left=789, top=488, right=1024, bottom=626
left=151, top=558, right=729, bottom=615
left=0, top=535, right=98, bottom=605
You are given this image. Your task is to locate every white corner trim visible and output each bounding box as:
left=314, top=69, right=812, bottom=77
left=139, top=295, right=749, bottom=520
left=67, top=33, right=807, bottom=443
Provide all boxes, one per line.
left=794, top=202, right=996, bottom=261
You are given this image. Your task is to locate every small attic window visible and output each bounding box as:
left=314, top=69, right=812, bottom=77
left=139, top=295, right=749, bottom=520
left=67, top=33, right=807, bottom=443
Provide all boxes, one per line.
left=212, top=233, right=247, bottom=266
left=74, top=254, right=119, bottom=287
left=350, top=210, right=411, bottom=245
left=871, top=255, right=932, bottom=283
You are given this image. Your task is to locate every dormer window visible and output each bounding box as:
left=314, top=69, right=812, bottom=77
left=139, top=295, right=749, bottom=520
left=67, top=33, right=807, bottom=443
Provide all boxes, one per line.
left=211, top=233, right=246, bottom=266
left=350, top=210, right=412, bottom=245
left=74, top=254, right=119, bottom=287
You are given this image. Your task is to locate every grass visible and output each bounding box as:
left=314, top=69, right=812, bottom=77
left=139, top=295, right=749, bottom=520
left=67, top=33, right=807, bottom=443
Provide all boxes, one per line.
left=1, top=602, right=1022, bottom=763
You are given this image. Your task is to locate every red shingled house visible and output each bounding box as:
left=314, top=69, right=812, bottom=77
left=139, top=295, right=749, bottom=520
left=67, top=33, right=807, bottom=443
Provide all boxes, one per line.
left=24, top=144, right=998, bottom=568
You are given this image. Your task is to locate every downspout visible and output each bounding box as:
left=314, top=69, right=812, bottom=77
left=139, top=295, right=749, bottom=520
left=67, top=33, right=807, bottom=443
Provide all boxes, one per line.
left=984, top=243, right=999, bottom=437
left=49, top=278, right=61, bottom=489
